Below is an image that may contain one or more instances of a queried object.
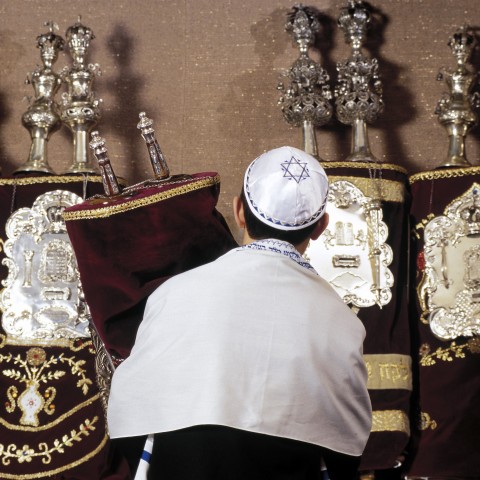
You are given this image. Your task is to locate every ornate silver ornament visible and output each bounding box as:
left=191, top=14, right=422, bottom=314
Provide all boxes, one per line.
left=0, top=190, right=89, bottom=342
left=305, top=180, right=393, bottom=308
left=435, top=26, right=479, bottom=168
left=335, top=0, right=383, bottom=163
left=423, top=183, right=480, bottom=339
left=60, top=17, right=101, bottom=174
left=278, top=5, right=332, bottom=159
left=16, top=22, right=64, bottom=174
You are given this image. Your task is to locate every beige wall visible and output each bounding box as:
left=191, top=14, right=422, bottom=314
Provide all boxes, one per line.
left=1, top=0, right=480, bottom=233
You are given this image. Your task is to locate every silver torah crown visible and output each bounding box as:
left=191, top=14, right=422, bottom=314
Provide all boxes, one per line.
left=278, top=4, right=333, bottom=159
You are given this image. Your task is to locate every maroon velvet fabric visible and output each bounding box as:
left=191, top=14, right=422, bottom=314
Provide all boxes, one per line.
left=64, top=173, right=238, bottom=361
left=0, top=176, right=130, bottom=480
left=406, top=168, right=480, bottom=478
left=321, top=164, right=412, bottom=472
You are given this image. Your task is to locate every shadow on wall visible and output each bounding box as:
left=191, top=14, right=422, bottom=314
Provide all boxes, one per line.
left=216, top=8, right=293, bottom=162
left=102, top=23, right=147, bottom=184
left=0, top=30, right=27, bottom=175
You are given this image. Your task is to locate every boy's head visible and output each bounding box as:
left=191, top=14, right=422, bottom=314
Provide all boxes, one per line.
left=234, top=146, right=329, bottom=247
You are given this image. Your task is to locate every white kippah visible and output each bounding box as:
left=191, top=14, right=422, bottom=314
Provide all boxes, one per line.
left=244, top=146, right=329, bottom=231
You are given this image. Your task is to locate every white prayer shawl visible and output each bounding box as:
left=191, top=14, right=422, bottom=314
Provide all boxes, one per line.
left=108, top=240, right=372, bottom=456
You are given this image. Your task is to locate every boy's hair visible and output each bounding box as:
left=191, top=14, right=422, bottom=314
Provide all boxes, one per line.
left=240, top=189, right=318, bottom=245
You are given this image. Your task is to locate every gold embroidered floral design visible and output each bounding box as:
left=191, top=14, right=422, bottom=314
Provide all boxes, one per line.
left=420, top=412, right=437, bottom=431
left=1, top=348, right=93, bottom=426
left=419, top=339, right=480, bottom=366
left=0, top=416, right=99, bottom=466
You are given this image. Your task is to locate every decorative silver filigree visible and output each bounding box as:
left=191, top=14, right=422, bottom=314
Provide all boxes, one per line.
left=278, top=4, right=332, bottom=159
left=424, top=183, right=480, bottom=339
left=435, top=26, right=480, bottom=168
left=0, top=190, right=89, bottom=341
left=60, top=17, right=101, bottom=174
left=335, top=1, right=383, bottom=162
left=16, top=22, right=65, bottom=175
left=305, top=180, right=393, bottom=308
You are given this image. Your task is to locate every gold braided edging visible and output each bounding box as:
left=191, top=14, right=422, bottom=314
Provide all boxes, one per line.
left=0, top=176, right=111, bottom=186
left=329, top=176, right=405, bottom=203
left=371, top=410, right=410, bottom=435
left=321, top=161, right=407, bottom=175
left=0, top=432, right=108, bottom=479
left=364, top=354, right=412, bottom=391
left=62, top=175, right=220, bottom=221
left=409, top=166, right=480, bottom=184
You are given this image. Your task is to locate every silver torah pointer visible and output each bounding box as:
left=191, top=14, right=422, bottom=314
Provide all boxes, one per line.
left=16, top=22, right=64, bottom=175
left=137, top=112, right=170, bottom=180
left=435, top=26, right=479, bottom=168
left=278, top=5, right=333, bottom=159
left=60, top=17, right=101, bottom=174
left=335, top=0, right=383, bottom=163
left=89, top=131, right=122, bottom=196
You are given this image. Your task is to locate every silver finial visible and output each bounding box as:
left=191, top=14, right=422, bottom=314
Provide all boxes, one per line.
left=60, top=18, right=101, bottom=174
left=435, top=25, right=479, bottom=168
left=335, top=0, right=383, bottom=162
left=278, top=4, right=333, bottom=159
left=15, top=23, right=65, bottom=175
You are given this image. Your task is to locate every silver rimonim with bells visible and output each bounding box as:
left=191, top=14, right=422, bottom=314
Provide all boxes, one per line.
left=435, top=25, right=479, bottom=168
left=335, top=0, right=383, bottom=163
left=278, top=5, right=332, bottom=159
left=60, top=18, right=101, bottom=174
left=16, top=22, right=64, bottom=175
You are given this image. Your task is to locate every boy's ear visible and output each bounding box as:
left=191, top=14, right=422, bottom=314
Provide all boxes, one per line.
left=233, top=196, right=246, bottom=229
left=310, top=213, right=329, bottom=241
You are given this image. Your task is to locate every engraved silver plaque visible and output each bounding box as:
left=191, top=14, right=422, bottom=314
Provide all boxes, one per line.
left=0, top=190, right=89, bottom=341
left=424, top=183, right=480, bottom=339
left=305, top=180, right=393, bottom=308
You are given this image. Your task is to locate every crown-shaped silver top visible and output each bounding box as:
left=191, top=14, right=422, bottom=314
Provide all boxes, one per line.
left=37, top=21, right=64, bottom=70
left=65, top=16, right=95, bottom=67
left=337, top=0, right=371, bottom=53
left=286, top=4, right=320, bottom=55
left=448, top=25, right=475, bottom=68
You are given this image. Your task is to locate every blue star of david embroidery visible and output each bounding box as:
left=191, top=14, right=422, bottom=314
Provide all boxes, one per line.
left=281, top=155, right=310, bottom=183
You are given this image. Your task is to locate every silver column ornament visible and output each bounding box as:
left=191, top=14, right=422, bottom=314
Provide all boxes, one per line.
left=89, top=131, right=122, bottom=196
left=278, top=5, right=332, bottom=159
left=435, top=26, right=479, bottom=168
left=137, top=112, right=170, bottom=180
left=335, top=0, right=383, bottom=163
left=16, top=22, right=64, bottom=175
left=60, top=17, right=101, bottom=174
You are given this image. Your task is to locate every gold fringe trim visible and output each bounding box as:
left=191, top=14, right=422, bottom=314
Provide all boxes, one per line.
left=371, top=410, right=410, bottom=435
left=364, top=354, right=412, bottom=391
left=321, top=161, right=407, bottom=174
left=328, top=176, right=406, bottom=202
left=0, top=433, right=108, bottom=479
left=409, top=166, right=480, bottom=184
left=0, top=394, right=100, bottom=432
left=63, top=175, right=220, bottom=221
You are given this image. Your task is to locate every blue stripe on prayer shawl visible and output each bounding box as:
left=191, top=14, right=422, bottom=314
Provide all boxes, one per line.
left=140, top=450, right=152, bottom=463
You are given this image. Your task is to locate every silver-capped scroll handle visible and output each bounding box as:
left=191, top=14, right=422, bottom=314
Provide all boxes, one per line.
left=137, top=111, right=170, bottom=180
left=89, top=131, right=122, bottom=196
